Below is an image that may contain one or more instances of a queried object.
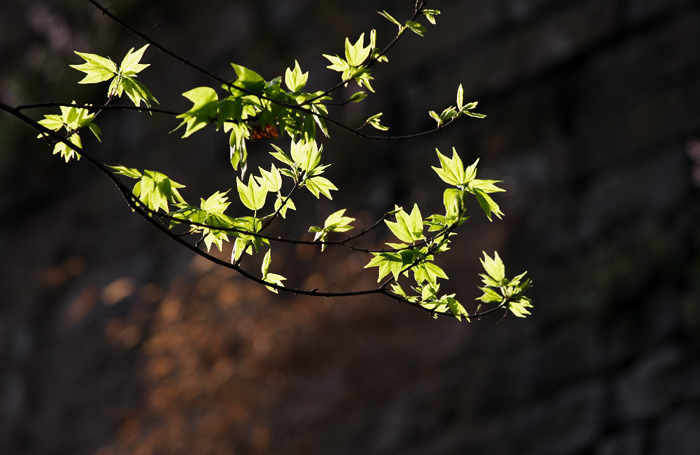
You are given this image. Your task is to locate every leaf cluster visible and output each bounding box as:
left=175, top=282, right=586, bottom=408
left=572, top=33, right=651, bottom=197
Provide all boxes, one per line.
left=16, top=2, right=533, bottom=321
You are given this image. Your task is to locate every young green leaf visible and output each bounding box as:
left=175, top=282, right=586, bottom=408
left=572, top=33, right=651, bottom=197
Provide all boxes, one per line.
left=109, top=165, right=142, bottom=180
left=70, top=51, right=117, bottom=84
left=175, top=87, right=219, bottom=137
left=273, top=194, right=296, bottom=218
left=404, top=21, right=427, bottom=37
left=508, top=297, right=533, bottom=318
left=345, top=33, right=372, bottom=67
left=236, top=175, right=267, bottom=211
left=413, top=261, right=448, bottom=286
left=473, top=188, right=504, bottom=221
left=309, top=209, right=355, bottom=251
left=37, top=103, right=99, bottom=162
left=480, top=251, right=505, bottom=284
left=132, top=170, right=186, bottom=213
left=261, top=250, right=286, bottom=293
left=348, top=91, right=368, bottom=103
left=121, top=77, right=156, bottom=108
left=305, top=176, right=337, bottom=199
left=290, top=138, right=322, bottom=173
left=432, top=148, right=469, bottom=186
left=365, top=252, right=405, bottom=282
left=365, top=112, right=389, bottom=131
left=284, top=60, right=308, bottom=92
left=270, top=143, right=295, bottom=168
left=231, top=63, right=266, bottom=94
left=422, top=9, right=441, bottom=25
left=385, top=204, right=424, bottom=243
left=444, top=296, right=468, bottom=321
left=256, top=164, right=283, bottom=193
left=119, top=44, right=150, bottom=77
left=378, top=10, right=403, bottom=29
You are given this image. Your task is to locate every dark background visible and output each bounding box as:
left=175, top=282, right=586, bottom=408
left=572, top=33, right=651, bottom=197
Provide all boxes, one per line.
left=2, top=0, right=700, bottom=454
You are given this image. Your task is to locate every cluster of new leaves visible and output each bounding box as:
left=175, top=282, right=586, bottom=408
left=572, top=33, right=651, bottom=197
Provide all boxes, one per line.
left=478, top=252, right=533, bottom=318
left=18, top=1, right=532, bottom=321
left=174, top=60, right=336, bottom=174
left=366, top=148, right=521, bottom=319
left=37, top=103, right=101, bottom=162
left=71, top=44, right=157, bottom=107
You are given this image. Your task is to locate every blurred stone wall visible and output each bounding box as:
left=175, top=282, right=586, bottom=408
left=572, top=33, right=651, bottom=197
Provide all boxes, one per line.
left=1, top=0, right=700, bottom=454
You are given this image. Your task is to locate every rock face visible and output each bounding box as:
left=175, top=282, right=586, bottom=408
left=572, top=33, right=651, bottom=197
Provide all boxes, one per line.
left=1, top=0, right=700, bottom=454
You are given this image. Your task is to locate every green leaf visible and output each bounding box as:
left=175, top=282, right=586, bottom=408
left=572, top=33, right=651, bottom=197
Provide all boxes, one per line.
left=133, top=170, right=186, bottom=213
left=226, top=121, right=250, bottom=172
left=270, top=144, right=295, bottom=168
left=365, top=252, right=404, bottom=282
left=509, top=297, right=533, bottom=318
left=390, top=282, right=407, bottom=298
left=260, top=250, right=286, bottom=293
left=345, top=33, right=372, bottom=67
left=37, top=114, right=64, bottom=131
left=480, top=251, right=505, bottom=283
left=323, top=53, right=351, bottom=74
left=464, top=110, right=486, bottom=119
left=236, top=176, right=267, bottom=211
left=230, top=217, right=265, bottom=262
left=305, top=176, right=337, bottom=199
left=444, top=296, right=468, bottom=321
left=422, top=9, right=441, bottom=25
left=476, top=286, right=502, bottom=304
left=290, top=139, right=322, bottom=173
left=231, top=63, right=266, bottom=94
left=109, top=165, right=142, bottom=179
left=70, top=51, right=117, bottom=84
left=385, top=204, right=424, bottom=243
left=284, top=60, right=308, bottom=92
left=200, top=190, right=231, bottom=214
left=121, top=77, right=156, bottom=108
left=273, top=194, right=296, bottom=218
left=37, top=103, right=99, bottom=162
left=365, top=112, right=389, bottom=131
left=378, top=10, right=402, bottom=28
left=323, top=209, right=355, bottom=232
left=469, top=179, right=505, bottom=194
left=348, top=91, right=368, bottom=103
left=456, top=84, right=464, bottom=110
left=473, top=188, right=504, bottom=221
left=442, top=188, right=465, bottom=216
left=405, top=21, right=427, bottom=37
left=256, top=164, right=283, bottom=193
left=309, top=209, right=355, bottom=251
left=88, top=122, right=102, bottom=141
left=432, top=148, right=469, bottom=186
left=119, top=44, right=150, bottom=77
left=413, top=261, right=448, bottom=286
left=175, top=87, right=219, bottom=137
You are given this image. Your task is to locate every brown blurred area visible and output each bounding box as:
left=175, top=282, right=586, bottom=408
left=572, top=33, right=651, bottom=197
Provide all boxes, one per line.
left=2, top=0, right=700, bottom=454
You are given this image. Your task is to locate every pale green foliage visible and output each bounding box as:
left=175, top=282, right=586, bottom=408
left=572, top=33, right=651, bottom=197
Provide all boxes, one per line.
left=110, top=166, right=186, bottom=213
left=309, top=209, right=355, bottom=252
left=37, top=102, right=101, bottom=161
left=324, top=32, right=376, bottom=91
left=478, top=252, right=533, bottom=318
left=364, top=148, right=515, bottom=319
left=71, top=44, right=156, bottom=107
left=28, top=3, right=532, bottom=321
left=432, top=148, right=505, bottom=221
left=261, top=250, right=286, bottom=293
left=429, top=84, right=485, bottom=127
